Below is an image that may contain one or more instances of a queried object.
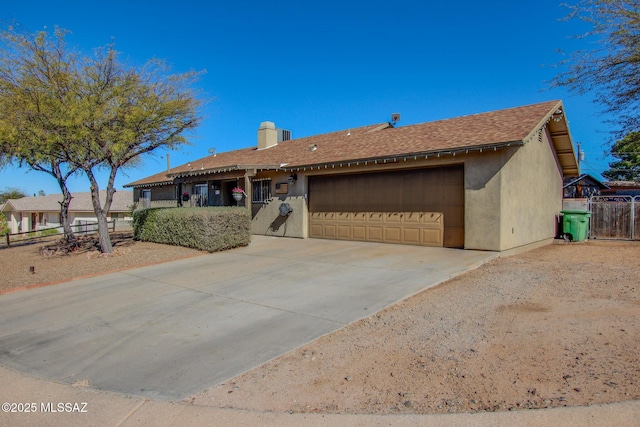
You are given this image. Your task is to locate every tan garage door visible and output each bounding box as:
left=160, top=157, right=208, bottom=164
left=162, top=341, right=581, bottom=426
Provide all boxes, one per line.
left=309, top=211, right=444, bottom=246
left=308, top=166, right=464, bottom=248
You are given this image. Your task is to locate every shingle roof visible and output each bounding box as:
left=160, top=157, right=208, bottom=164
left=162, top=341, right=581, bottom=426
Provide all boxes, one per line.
left=563, top=174, right=609, bottom=189
left=126, top=100, right=571, bottom=187
left=1, top=191, right=133, bottom=213
left=124, top=170, right=175, bottom=188
left=603, top=180, right=640, bottom=187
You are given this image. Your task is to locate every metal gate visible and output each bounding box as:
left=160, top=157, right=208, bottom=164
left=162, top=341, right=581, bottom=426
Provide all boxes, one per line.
left=589, top=196, right=640, bottom=240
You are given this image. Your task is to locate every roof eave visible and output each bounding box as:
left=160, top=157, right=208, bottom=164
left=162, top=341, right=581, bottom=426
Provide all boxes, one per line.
left=123, top=180, right=173, bottom=189
left=282, top=141, right=525, bottom=171
left=524, top=101, right=580, bottom=177
left=168, top=164, right=283, bottom=179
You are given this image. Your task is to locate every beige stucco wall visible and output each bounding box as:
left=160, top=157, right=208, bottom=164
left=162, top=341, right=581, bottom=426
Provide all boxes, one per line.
left=498, top=130, right=563, bottom=251
left=464, top=150, right=507, bottom=250
left=464, top=131, right=563, bottom=251
left=250, top=171, right=307, bottom=238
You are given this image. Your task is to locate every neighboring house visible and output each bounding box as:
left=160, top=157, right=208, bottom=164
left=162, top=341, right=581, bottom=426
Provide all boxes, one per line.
left=561, top=174, right=609, bottom=214
left=601, top=181, right=640, bottom=196
left=125, top=100, right=580, bottom=253
left=563, top=174, right=609, bottom=199
left=1, top=191, right=133, bottom=234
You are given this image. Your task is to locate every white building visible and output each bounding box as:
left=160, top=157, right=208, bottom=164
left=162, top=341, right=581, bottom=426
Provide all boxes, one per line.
left=1, top=191, right=133, bottom=234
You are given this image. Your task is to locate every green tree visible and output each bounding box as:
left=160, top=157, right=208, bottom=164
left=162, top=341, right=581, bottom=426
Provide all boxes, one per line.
left=0, top=187, right=27, bottom=203
left=0, top=213, right=9, bottom=236
left=70, top=47, right=201, bottom=253
left=0, top=25, right=202, bottom=253
left=602, top=131, right=640, bottom=180
left=551, top=0, right=640, bottom=136
left=0, top=26, right=79, bottom=241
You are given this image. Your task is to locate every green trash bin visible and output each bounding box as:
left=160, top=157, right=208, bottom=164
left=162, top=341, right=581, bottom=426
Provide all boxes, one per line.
left=560, top=210, right=591, bottom=242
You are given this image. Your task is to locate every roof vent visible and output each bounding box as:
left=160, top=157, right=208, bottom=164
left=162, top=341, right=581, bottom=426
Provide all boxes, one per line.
left=277, top=128, right=291, bottom=142
left=368, top=123, right=393, bottom=133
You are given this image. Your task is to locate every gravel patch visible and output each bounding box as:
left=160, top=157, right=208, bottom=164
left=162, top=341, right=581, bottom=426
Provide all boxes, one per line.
left=190, top=240, right=640, bottom=414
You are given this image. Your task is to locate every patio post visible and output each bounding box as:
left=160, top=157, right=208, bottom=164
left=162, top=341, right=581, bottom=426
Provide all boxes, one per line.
left=244, top=172, right=253, bottom=210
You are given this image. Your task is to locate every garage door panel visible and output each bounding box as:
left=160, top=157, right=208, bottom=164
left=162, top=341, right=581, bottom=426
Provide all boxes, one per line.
left=368, top=226, right=384, bottom=241
left=368, top=213, right=384, bottom=223
left=337, top=225, right=351, bottom=239
left=309, top=211, right=444, bottom=247
left=310, top=223, right=324, bottom=238
left=324, top=212, right=337, bottom=221
left=403, top=212, right=421, bottom=224
left=384, top=227, right=402, bottom=243
left=403, top=227, right=421, bottom=244
left=324, top=224, right=337, bottom=238
left=422, top=212, right=443, bottom=224
left=353, top=212, right=367, bottom=222
left=337, top=212, right=351, bottom=222
left=352, top=226, right=367, bottom=240
left=385, top=213, right=402, bottom=223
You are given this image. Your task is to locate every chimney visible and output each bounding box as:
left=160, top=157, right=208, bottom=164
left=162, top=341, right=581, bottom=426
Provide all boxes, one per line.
left=258, top=121, right=278, bottom=150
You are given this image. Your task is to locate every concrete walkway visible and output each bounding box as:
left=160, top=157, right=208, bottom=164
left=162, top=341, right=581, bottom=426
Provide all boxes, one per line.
left=1, top=236, right=638, bottom=426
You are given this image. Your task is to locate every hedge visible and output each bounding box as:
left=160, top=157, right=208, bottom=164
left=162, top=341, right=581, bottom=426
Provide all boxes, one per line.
left=132, top=207, right=251, bottom=252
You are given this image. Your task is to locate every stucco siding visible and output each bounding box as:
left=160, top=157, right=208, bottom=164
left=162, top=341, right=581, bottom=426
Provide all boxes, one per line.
left=251, top=196, right=306, bottom=237
left=250, top=171, right=306, bottom=238
left=463, top=150, right=510, bottom=251
left=498, top=130, right=563, bottom=251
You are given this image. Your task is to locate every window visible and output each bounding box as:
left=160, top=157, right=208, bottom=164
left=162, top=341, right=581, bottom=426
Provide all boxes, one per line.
left=194, top=184, right=208, bottom=207
left=252, top=179, right=271, bottom=203
left=140, top=189, right=151, bottom=209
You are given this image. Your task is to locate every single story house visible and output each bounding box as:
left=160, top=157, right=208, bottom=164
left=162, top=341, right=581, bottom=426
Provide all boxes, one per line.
left=562, top=173, right=609, bottom=211
left=601, top=181, right=640, bottom=196
left=125, top=100, right=579, bottom=254
left=1, top=190, right=133, bottom=234
left=563, top=174, right=609, bottom=199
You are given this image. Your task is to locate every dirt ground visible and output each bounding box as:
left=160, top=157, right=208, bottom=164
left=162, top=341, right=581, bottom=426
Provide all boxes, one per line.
left=0, top=231, right=205, bottom=292
left=190, top=239, right=640, bottom=414
left=1, top=235, right=639, bottom=415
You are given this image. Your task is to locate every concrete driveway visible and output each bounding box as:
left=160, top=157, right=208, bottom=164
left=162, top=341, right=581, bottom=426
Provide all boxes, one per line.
left=0, top=236, right=497, bottom=400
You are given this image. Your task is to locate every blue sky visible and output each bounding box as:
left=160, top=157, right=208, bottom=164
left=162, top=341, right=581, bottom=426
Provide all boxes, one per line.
left=0, top=0, right=614, bottom=196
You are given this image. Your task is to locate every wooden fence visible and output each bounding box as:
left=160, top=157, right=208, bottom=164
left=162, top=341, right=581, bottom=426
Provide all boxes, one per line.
left=589, top=196, right=640, bottom=240
left=3, top=220, right=116, bottom=248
